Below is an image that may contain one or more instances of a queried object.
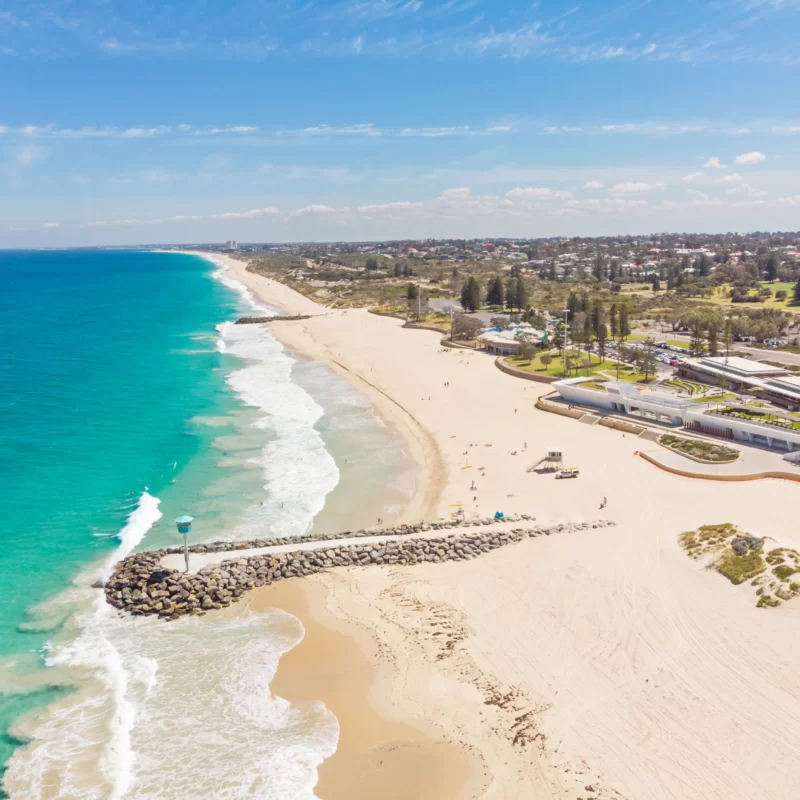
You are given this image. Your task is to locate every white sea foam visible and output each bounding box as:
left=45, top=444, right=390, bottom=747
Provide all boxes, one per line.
left=6, top=257, right=348, bottom=799
left=220, top=322, right=340, bottom=538
left=207, top=259, right=340, bottom=540
left=97, top=491, right=162, bottom=585
left=6, top=493, right=164, bottom=799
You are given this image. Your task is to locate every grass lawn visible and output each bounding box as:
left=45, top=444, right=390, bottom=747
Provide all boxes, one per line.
left=665, top=339, right=690, bottom=349
left=712, top=406, right=800, bottom=430
left=691, top=392, right=737, bottom=403
left=698, top=282, right=800, bottom=311
left=664, top=377, right=705, bottom=394
left=506, top=350, right=613, bottom=378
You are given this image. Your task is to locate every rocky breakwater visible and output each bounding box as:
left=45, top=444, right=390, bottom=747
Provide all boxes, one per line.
left=235, top=315, right=312, bottom=325
left=104, top=517, right=614, bottom=621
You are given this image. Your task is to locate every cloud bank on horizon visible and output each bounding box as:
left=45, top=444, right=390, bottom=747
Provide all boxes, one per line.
left=2, top=0, right=800, bottom=244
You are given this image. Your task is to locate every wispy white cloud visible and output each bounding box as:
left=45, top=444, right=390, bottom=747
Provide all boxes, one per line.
left=583, top=180, right=603, bottom=189
left=193, top=126, right=258, bottom=136
left=726, top=183, right=767, bottom=197
left=735, top=150, right=766, bottom=164
left=212, top=207, right=279, bottom=219
left=716, top=172, right=745, bottom=183
left=281, top=123, right=381, bottom=137
left=357, top=201, right=424, bottom=212
left=288, top=166, right=363, bottom=184
left=42, top=222, right=59, bottom=228
left=704, top=156, right=726, bottom=169
left=600, top=122, right=709, bottom=135
left=682, top=172, right=704, bottom=183
left=289, top=204, right=338, bottom=216
left=609, top=182, right=664, bottom=194
left=9, top=144, right=49, bottom=167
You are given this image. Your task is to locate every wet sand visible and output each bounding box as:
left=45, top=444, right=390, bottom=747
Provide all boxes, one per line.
left=250, top=580, right=482, bottom=800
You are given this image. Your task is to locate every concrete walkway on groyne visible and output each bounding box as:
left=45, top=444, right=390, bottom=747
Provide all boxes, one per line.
left=161, top=518, right=559, bottom=573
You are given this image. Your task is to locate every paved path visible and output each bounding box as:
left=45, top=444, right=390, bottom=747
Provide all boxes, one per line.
left=161, top=518, right=550, bottom=573
left=638, top=443, right=799, bottom=477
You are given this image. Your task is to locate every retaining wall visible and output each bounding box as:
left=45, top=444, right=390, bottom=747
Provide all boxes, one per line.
left=496, top=358, right=559, bottom=384
left=535, top=397, right=586, bottom=419
left=637, top=450, right=800, bottom=483
left=598, top=418, right=646, bottom=435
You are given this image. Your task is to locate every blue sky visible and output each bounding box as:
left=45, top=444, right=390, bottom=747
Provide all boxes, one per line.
left=3, top=0, right=800, bottom=245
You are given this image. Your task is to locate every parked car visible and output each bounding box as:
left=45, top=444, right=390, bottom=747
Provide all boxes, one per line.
left=556, top=467, right=580, bottom=479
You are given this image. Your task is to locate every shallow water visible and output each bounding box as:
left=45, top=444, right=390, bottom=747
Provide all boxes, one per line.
left=0, top=251, right=415, bottom=799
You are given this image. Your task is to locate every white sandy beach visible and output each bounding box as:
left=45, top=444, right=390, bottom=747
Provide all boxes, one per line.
left=209, top=253, right=800, bottom=800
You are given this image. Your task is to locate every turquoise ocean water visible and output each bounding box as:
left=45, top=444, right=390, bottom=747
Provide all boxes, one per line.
left=0, top=250, right=415, bottom=798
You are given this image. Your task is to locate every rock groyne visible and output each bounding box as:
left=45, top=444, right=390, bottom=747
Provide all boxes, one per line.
left=104, top=518, right=613, bottom=620
left=235, top=314, right=312, bottom=325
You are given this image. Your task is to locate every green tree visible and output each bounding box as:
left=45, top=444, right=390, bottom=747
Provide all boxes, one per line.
left=407, top=283, right=419, bottom=301
left=590, top=299, right=604, bottom=338
left=765, top=253, right=780, bottom=282
left=505, top=277, right=518, bottom=311
left=597, top=323, right=608, bottom=362
left=460, top=277, right=481, bottom=311
left=593, top=255, right=606, bottom=282
left=365, top=256, right=379, bottom=271
left=540, top=352, right=553, bottom=371
left=582, top=313, right=594, bottom=357
left=652, top=274, right=661, bottom=292
left=515, top=276, right=528, bottom=312
left=641, top=339, right=657, bottom=382
left=618, top=305, right=631, bottom=341
left=609, top=304, right=618, bottom=338
left=690, top=322, right=706, bottom=356
left=486, top=276, right=504, bottom=307
left=707, top=323, right=719, bottom=356
left=793, top=278, right=800, bottom=305
left=567, top=292, right=580, bottom=317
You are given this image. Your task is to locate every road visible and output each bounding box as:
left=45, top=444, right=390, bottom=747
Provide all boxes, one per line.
left=635, top=329, right=800, bottom=367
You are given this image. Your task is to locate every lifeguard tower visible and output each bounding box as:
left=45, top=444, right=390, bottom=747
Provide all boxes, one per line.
left=528, top=446, right=564, bottom=473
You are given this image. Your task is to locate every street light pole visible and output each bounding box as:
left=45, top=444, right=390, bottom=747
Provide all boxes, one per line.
left=563, top=308, right=570, bottom=377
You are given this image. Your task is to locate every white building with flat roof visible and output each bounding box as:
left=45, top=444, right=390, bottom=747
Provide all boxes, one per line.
left=553, top=377, right=800, bottom=451
left=678, top=356, right=800, bottom=410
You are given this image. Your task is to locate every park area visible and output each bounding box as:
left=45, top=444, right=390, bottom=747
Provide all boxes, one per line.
left=505, top=350, right=648, bottom=382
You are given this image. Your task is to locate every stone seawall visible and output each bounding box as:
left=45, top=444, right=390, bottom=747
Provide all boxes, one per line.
left=235, top=314, right=312, bottom=325
left=104, top=517, right=613, bottom=620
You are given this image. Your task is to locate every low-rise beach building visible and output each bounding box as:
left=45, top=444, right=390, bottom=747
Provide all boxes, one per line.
left=677, top=356, right=800, bottom=410
left=477, top=325, right=548, bottom=356
left=552, top=377, right=800, bottom=451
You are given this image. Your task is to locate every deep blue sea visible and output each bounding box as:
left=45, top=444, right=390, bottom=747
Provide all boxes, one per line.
left=0, top=250, right=414, bottom=799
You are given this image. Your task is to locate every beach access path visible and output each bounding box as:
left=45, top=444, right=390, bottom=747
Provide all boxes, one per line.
left=160, top=518, right=542, bottom=572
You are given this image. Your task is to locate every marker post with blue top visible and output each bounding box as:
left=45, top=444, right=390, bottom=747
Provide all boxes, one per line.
left=175, top=515, right=193, bottom=573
